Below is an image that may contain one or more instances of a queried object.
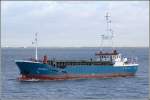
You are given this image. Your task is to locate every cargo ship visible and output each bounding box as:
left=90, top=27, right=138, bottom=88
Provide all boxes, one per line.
left=15, top=13, right=138, bottom=81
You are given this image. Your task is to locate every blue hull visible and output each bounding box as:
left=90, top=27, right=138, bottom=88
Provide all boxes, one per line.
left=15, top=61, right=138, bottom=80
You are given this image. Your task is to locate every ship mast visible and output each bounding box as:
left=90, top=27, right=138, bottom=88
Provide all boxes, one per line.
left=34, top=33, right=38, bottom=61
left=106, top=12, right=110, bottom=35
left=100, top=12, right=114, bottom=49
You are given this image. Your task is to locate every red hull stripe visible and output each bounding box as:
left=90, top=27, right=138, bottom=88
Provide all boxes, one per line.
left=18, top=73, right=135, bottom=81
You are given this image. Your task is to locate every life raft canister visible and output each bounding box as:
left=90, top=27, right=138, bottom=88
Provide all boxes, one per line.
left=43, top=55, right=48, bottom=64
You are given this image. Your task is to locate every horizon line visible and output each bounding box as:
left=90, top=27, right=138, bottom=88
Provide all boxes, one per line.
left=1, top=46, right=149, bottom=48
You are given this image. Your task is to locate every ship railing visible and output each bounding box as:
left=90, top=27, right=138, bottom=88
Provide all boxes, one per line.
left=126, top=57, right=138, bottom=64
left=28, top=58, right=43, bottom=63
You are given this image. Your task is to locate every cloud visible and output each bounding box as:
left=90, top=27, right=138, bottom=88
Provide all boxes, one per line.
left=1, top=1, right=149, bottom=47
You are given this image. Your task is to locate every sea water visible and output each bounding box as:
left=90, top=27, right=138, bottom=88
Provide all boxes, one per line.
left=1, top=47, right=149, bottom=100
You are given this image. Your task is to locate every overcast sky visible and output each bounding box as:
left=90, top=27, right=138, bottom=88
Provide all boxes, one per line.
left=1, top=1, right=149, bottom=47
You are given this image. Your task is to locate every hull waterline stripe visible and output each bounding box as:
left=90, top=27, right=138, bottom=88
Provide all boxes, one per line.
left=18, top=73, right=135, bottom=81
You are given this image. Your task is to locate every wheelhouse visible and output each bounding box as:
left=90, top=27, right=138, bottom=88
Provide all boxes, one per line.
left=95, top=50, right=121, bottom=62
